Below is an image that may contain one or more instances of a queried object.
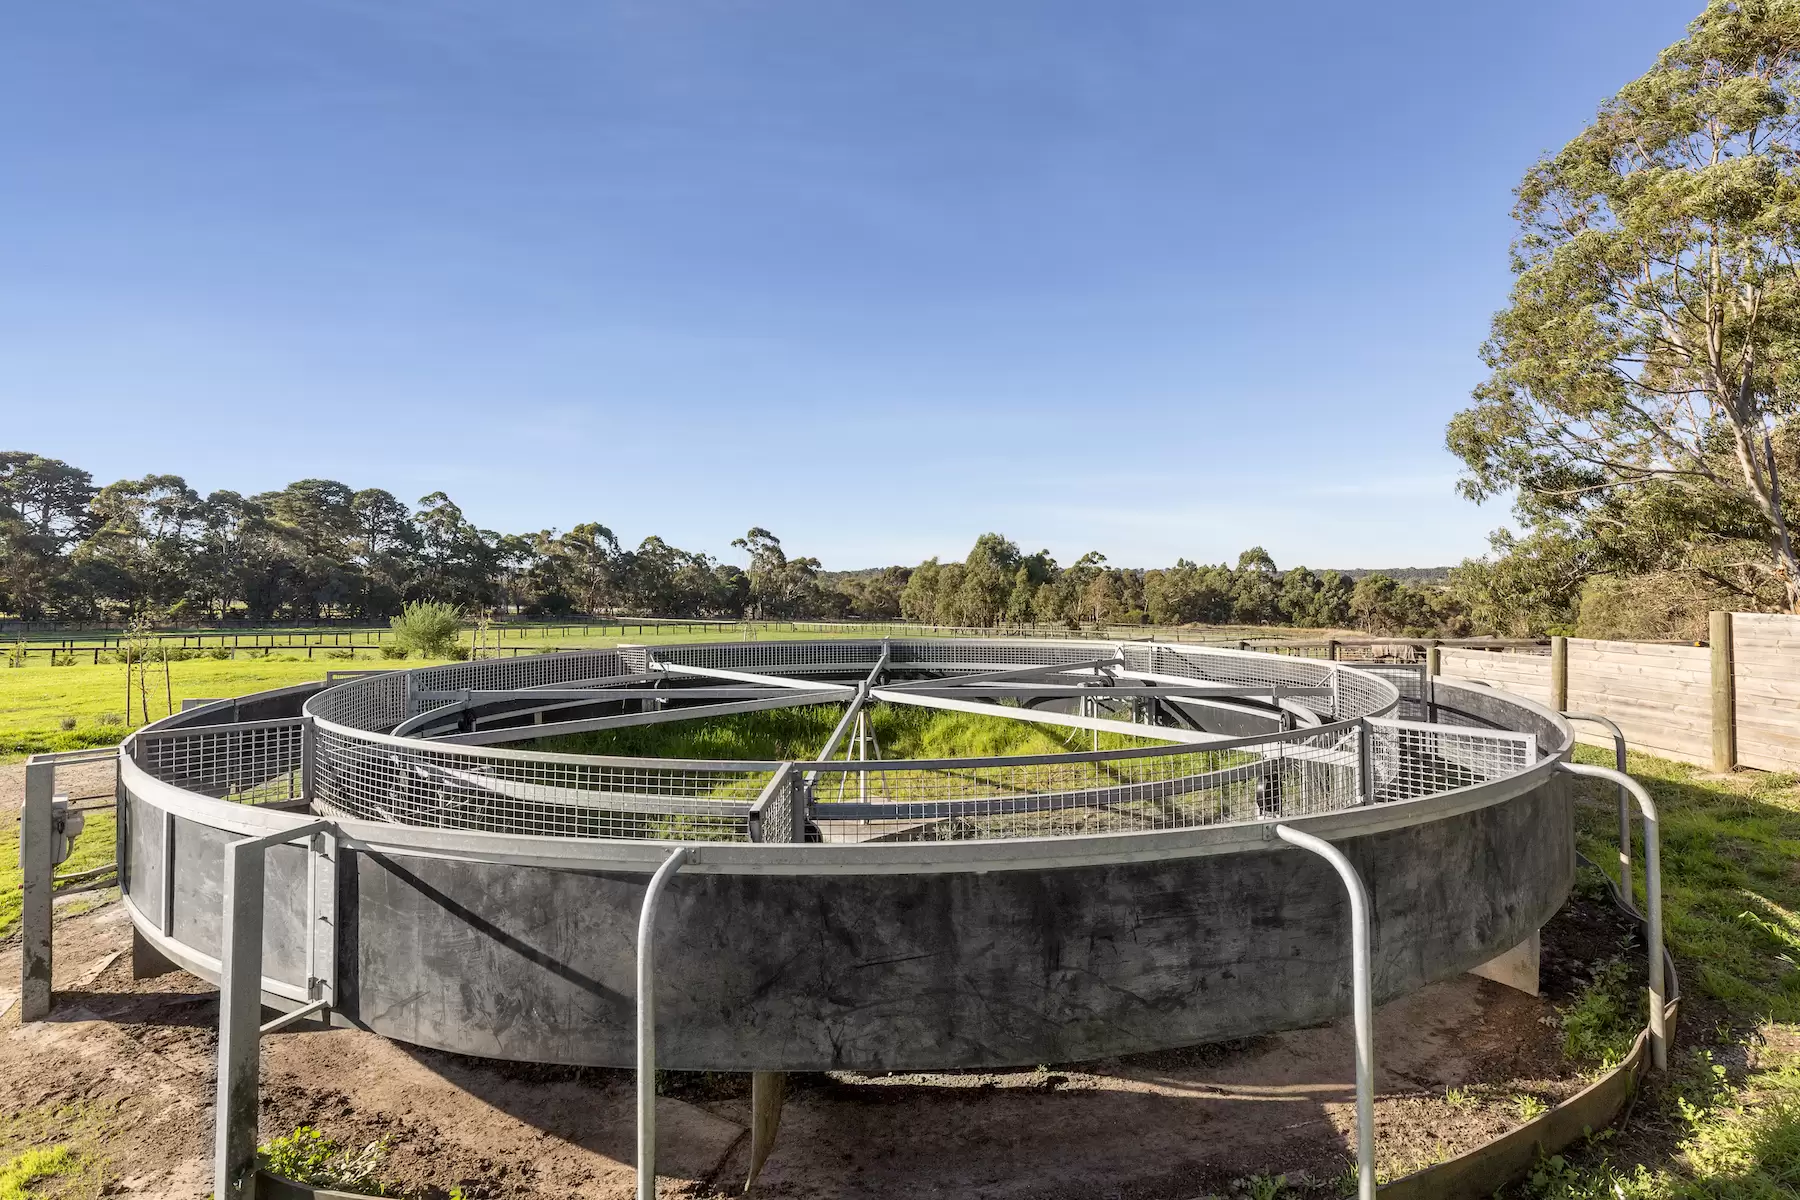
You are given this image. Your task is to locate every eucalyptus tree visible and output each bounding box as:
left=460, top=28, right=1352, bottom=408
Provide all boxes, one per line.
left=1450, top=0, right=1800, bottom=611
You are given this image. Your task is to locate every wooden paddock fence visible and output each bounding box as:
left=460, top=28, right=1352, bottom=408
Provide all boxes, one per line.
left=1440, top=611, right=1800, bottom=773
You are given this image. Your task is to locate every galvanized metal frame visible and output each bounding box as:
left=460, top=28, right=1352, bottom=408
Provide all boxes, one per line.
left=215, top=819, right=334, bottom=1200
left=1274, top=823, right=1374, bottom=1200
left=1561, top=761, right=1666, bottom=1070
left=1562, top=712, right=1634, bottom=914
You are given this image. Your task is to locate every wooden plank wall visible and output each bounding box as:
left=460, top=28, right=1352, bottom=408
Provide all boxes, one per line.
left=1564, top=638, right=1712, bottom=764
left=1731, top=613, right=1800, bottom=772
left=1439, top=649, right=1553, bottom=704
left=1443, top=617, right=1797, bottom=770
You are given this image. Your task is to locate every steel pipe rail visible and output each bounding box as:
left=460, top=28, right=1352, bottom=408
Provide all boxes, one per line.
left=1275, top=823, right=1375, bottom=1200
left=1559, top=760, right=1666, bottom=1070
left=1561, top=712, right=1634, bottom=915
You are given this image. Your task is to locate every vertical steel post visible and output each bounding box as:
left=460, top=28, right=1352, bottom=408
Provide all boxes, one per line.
left=788, top=767, right=808, bottom=844
left=215, top=839, right=267, bottom=1200
left=299, top=716, right=317, bottom=804
left=1560, top=762, right=1666, bottom=1070
left=637, top=847, right=693, bottom=1200
left=1356, top=719, right=1375, bottom=805
left=1274, top=824, right=1374, bottom=1200
left=20, top=758, right=55, bottom=1021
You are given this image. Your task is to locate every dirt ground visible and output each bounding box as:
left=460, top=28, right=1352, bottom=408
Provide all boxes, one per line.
left=0, top=761, right=1626, bottom=1199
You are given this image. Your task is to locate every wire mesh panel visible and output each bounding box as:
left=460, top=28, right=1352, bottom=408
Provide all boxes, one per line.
left=136, top=720, right=307, bottom=804
left=310, top=724, right=769, bottom=841
left=1346, top=663, right=1428, bottom=720
left=278, top=640, right=1544, bottom=847
left=1366, top=720, right=1535, bottom=804
left=807, top=724, right=1363, bottom=842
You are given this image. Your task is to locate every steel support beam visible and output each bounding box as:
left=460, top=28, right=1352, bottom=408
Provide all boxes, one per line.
left=655, top=662, right=856, bottom=692
left=869, top=687, right=1221, bottom=745
left=436, top=689, right=848, bottom=746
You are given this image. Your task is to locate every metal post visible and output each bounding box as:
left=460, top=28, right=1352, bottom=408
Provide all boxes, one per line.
left=1560, top=761, right=1665, bottom=1070
left=20, top=758, right=55, bottom=1021
left=1562, top=713, right=1633, bottom=915
left=213, top=822, right=331, bottom=1200
left=1356, top=719, right=1375, bottom=804
left=215, top=839, right=267, bottom=1200
left=788, top=767, right=808, bottom=844
left=299, top=716, right=317, bottom=804
left=637, top=847, right=693, bottom=1200
left=1274, top=824, right=1374, bottom=1200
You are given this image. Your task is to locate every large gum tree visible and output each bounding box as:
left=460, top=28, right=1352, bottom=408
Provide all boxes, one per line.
left=1450, top=0, right=1800, bottom=612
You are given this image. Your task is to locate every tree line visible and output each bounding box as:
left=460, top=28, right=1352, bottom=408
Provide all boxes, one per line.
left=0, top=452, right=1462, bottom=634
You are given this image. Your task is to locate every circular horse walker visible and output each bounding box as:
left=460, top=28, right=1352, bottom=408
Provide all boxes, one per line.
left=20, top=635, right=1670, bottom=1198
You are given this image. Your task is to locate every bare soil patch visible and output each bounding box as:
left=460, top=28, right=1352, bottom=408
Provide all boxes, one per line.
left=0, top=894, right=1620, bottom=1198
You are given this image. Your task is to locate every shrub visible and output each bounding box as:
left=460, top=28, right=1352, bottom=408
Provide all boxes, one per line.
left=378, top=643, right=409, bottom=661
left=258, top=1127, right=394, bottom=1196
left=58, top=716, right=76, bottom=731
left=209, top=647, right=232, bottom=660
left=390, top=601, right=462, bottom=659
left=327, top=648, right=355, bottom=661
left=97, top=713, right=124, bottom=727
left=50, top=652, right=75, bottom=667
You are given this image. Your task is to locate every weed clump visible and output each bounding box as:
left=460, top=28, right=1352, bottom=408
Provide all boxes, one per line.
left=258, top=1127, right=395, bottom=1196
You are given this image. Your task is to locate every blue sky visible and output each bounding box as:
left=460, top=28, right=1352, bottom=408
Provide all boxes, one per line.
left=3, top=2, right=1702, bottom=570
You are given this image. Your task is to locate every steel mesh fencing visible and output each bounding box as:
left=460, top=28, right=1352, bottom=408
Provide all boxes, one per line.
left=309, top=723, right=769, bottom=840
left=806, top=724, right=1364, bottom=842
left=269, top=640, right=1544, bottom=846
left=1366, top=720, right=1535, bottom=804
left=135, top=720, right=307, bottom=804
left=1346, top=663, right=1428, bottom=720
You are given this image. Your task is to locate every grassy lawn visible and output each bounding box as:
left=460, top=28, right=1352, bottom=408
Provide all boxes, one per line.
left=0, top=658, right=452, bottom=762
left=1524, top=746, right=1800, bottom=1197
left=0, top=624, right=900, bottom=763
left=540, top=701, right=1163, bottom=761
left=0, top=809, right=117, bottom=941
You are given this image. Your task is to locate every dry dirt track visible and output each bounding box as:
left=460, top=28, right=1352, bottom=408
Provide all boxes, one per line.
left=0, top=879, right=1601, bottom=1200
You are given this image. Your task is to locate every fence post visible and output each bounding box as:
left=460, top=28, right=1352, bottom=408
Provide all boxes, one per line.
left=300, top=716, right=317, bottom=804
left=1550, top=635, right=1569, bottom=712
left=214, top=837, right=267, bottom=1200
left=1356, top=719, right=1375, bottom=804
left=20, top=759, right=55, bottom=1021
left=1710, top=610, right=1735, bottom=773
left=788, top=765, right=809, bottom=844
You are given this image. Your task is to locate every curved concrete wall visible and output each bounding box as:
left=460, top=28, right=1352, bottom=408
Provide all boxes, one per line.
left=327, top=776, right=1570, bottom=1070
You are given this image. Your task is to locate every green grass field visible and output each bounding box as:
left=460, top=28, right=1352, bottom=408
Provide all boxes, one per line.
left=539, top=701, right=1163, bottom=760
left=1529, top=746, right=1800, bottom=1198
left=0, top=658, right=453, bottom=762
